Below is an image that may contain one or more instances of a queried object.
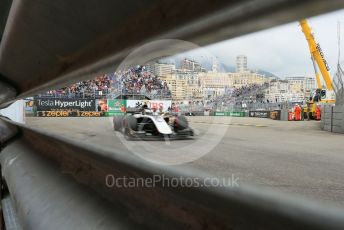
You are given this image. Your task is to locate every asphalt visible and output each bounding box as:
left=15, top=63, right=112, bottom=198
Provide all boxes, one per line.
left=26, top=116, right=344, bottom=208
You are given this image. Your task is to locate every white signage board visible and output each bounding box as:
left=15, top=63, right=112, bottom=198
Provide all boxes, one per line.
left=126, top=100, right=172, bottom=112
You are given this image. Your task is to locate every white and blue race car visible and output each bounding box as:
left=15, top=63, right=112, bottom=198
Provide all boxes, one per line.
left=113, top=108, right=194, bottom=140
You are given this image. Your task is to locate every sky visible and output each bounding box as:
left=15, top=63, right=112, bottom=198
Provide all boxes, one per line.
left=179, top=8, right=344, bottom=78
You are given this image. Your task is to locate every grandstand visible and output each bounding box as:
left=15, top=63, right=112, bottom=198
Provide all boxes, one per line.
left=211, top=83, right=273, bottom=111
left=175, top=83, right=275, bottom=114
left=37, top=66, right=279, bottom=113
left=38, top=66, right=172, bottom=100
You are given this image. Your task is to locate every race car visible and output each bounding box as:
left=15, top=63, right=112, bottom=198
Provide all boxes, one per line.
left=113, top=108, right=194, bottom=140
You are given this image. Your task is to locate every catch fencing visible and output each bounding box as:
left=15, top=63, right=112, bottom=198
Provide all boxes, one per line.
left=333, top=64, right=344, bottom=105
left=320, top=64, right=344, bottom=134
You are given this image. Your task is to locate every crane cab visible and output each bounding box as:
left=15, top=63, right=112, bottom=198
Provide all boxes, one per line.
left=312, top=88, right=335, bottom=104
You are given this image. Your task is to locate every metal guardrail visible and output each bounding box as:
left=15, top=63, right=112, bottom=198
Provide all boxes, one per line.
left=1, top=0, right=344, bottom=229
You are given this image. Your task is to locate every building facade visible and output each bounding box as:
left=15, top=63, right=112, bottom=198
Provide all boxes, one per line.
left=285, top=76, right=316, bottom=98
left=198, top=72, right=232, bottom=100
left=164, top=70, right=202, bottom=101
left=229, top=71, right=270, bottom=88
left=236, top=55, right=248, bottom=73
left=149, top=62, right=176, bottom=77
left=181, top=58, right=205, bottom=72
left=264, top=76, right=316, bottom=103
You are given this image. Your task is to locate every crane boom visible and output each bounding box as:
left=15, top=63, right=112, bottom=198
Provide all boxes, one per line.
left=300, top=19, right=333, bottom=91
left=310, top=56, right=323, bottom=89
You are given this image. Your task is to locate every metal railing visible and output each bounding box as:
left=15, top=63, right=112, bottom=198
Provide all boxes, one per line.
left=38, top=89, right=112, bottom=99
left=38, top=89, right=172, bottom=100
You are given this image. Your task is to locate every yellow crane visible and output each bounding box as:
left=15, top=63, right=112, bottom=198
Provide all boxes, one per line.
left=299, top=19, right=336, bottom=104
left=299, top=19, right=336, bottom=119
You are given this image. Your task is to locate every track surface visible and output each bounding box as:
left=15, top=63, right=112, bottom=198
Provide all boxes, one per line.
left=26, top=116, right=344, bottom=208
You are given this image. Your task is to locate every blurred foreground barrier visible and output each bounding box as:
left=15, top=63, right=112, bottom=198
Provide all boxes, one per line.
left=2, top=118, right=344, bottom=229
left=1, top=0, right=344, bottom=228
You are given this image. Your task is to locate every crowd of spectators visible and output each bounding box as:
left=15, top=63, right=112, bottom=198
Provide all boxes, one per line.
left=111, top=66, right=170, bottom=98
left=173, top=83, right=270, bottom=113
left=40, top=65, right=270, bottom=111
left=214, top=83, right=267, bottom=102
left=43, top=75, right=112, bottom=98
left=210, top=83, right=270, bottom=110
left=230, top=83, right=267, bottom=99
left=40, top=66, right=171, bottom=99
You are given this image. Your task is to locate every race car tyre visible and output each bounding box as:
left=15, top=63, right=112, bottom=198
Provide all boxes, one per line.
left=175, top=115, right=189, bottom=130
left=126, top=115, right=138, bottom=131
left=113, top=116, right=124, bottom=131
left=113, top=117, right=118, bottom=130
left=189, top=129, right=194, bottom=136
left=123, top=128, right=132, bottom=140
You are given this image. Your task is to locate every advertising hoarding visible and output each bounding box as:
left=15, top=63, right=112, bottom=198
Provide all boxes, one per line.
left=126, top=100, right=171, bottom=112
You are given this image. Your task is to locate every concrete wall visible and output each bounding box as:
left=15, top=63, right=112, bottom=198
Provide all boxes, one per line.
left=321, top=105, right=344, bottom=133
left=280, top=109, right=289, bottom=121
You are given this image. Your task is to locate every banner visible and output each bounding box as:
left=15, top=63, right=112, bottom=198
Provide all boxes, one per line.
left=126, top=100, right=171, bottom=112
left=215, top=112, right=226, bottom=116
left=35, top=98, right=95, bottom=111
left=249, top=111, right=270, bottom=118
left=106, top=99, right=127, bottom=116
left=215, top=112, right=246, bottom=117
left=35, top=98, right=101, bottom=117
left=37, top=111, right=103, bottom=117
left=95, top=99, right=108, bottom=112
left=34, top=98, right=173, bottom=116
left=227, top=112, right=246, bottom=117
left=269, top=110, right=281, bottom=120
